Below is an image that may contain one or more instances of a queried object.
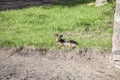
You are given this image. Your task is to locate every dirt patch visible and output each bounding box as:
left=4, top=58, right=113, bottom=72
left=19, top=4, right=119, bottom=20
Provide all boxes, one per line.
left=0, top=46, right=47, bottom=60
left=0, top=46, right=120, bottom=80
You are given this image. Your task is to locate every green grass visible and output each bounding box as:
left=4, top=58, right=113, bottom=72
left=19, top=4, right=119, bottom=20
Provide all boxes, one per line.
left=0, top=2, right=115, bottom=49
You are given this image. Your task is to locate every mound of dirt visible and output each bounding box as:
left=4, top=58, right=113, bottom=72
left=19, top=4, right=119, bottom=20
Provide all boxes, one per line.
left=0, top=46, right=120, bottom=80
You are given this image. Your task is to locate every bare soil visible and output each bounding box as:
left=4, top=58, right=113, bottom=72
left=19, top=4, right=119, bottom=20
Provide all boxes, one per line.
left=0, top=46, right=120, bottom=80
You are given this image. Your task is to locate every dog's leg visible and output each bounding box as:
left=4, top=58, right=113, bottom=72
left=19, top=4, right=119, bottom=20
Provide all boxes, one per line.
left=58, top=44, right=62, bottom=49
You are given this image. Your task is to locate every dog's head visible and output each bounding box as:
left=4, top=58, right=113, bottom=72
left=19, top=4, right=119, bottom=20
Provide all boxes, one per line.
left=55, top=34, right=63, bottom=41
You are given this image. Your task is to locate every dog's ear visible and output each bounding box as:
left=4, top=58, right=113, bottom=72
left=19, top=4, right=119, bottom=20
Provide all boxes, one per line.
left=55, top=34, right=58, bottom=36
left=60, top=35, right=63, bottom=37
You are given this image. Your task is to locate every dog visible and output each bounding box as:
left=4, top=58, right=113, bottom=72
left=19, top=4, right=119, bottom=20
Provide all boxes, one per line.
left=55, top=34, right=78, bottom=48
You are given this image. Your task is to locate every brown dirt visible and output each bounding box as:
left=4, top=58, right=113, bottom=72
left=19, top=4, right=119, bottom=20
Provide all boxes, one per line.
left=0, top=46, right=120, bottom=80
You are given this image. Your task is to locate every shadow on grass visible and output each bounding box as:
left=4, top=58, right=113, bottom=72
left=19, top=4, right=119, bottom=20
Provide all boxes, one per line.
left=55, top=0, right=95, bottom=6
left=0, top=40, right=16, bottom=47
left=0, top=0, right=95, bottom=11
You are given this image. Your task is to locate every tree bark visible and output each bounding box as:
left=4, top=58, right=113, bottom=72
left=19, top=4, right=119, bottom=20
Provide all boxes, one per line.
left=95, top=0, right=107, bottom=7
left=112, top=0, right=120, bottom=61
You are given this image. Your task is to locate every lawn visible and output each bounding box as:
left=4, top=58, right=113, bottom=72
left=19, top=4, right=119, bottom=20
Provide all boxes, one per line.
left=0, top=2, right=115, bottom=49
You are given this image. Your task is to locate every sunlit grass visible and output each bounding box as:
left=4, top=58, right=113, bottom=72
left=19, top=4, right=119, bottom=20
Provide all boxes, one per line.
left=0, top=3, right=115, bottom=49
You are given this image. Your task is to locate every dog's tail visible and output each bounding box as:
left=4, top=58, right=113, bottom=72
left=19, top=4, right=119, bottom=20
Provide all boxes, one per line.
left=68, top=40, right=79, bottom=45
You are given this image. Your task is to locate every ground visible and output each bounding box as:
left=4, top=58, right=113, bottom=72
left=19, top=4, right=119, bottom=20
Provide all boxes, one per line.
left=0, top=1, right=117, bottom=80
left=0, top=46, right=120, bottom=80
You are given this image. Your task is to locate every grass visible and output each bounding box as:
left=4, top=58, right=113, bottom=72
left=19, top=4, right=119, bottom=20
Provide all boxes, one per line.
left=0, top=2, right=115, bottom=49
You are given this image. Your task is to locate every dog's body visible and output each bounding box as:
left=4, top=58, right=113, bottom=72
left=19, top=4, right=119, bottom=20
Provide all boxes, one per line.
left=55, top=34, right=78, bottom=48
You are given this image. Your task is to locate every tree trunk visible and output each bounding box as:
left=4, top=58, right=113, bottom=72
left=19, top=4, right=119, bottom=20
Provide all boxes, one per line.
left=112, top=0, right=120, bottom=61
left=95, top=0, right=107, bottom=7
